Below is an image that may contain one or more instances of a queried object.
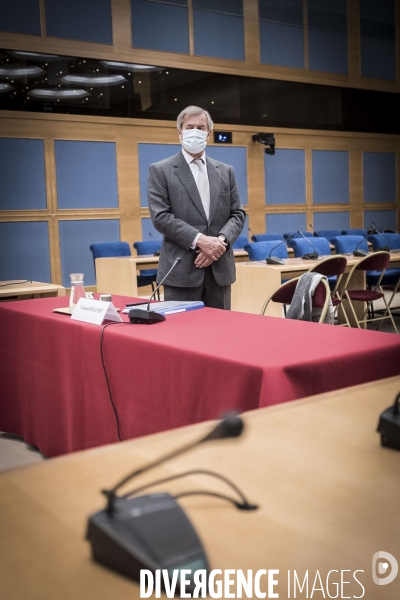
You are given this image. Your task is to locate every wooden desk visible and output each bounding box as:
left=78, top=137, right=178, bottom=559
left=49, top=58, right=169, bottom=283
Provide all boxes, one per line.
left=232, top=254, right=400, bottom=324
left=95, top=251, right=249, bottom=296
left=0, top=375, right=399, bottom=600
left=0, top=280, right=65, bottom=300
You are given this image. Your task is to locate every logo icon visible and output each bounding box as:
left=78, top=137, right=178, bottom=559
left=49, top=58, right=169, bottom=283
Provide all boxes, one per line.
left=372, top=551, right=398, bottom=585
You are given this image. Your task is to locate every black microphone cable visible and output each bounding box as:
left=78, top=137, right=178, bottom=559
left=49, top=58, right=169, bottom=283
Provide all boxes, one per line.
left=118, top=468, right=258, bottom=511
left=100, top=321, right=131, bottom=442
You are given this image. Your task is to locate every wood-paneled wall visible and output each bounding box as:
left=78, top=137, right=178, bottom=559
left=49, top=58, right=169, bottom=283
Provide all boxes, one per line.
left=1, top=110, right=399, bottom=285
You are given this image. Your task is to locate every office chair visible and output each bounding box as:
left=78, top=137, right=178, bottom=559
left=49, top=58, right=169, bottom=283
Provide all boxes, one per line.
left=341, top=251, right=398, bottom=333
left=251, top=233, right=283, bottom=242
left=244, top=241, right=288, bottom=262
left=313, top=229, right=341, bottom=242
left=287, top=237, right=331, bottom=257
left=260, top=276, right=331, bottom=324
left=232, top=235, right=250, bottom=249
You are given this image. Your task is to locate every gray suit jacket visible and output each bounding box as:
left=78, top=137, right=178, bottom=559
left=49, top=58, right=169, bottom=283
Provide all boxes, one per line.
left=148, top=152, right=246, bottom=287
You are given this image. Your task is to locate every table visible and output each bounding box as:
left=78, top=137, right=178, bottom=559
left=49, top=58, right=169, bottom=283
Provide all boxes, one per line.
left=0, top=279, right=65, bottom=300
left=95, top=250, right=249, bottom=296
left=1, top=295, right=400, bottom=458
left=232, top=253, right=400, bottom=321
left=0, top=375, right=399, bottom=600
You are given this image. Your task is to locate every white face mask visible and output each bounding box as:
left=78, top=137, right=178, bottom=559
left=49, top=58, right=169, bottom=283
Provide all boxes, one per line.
left=181, top=129, right=208, bottom=154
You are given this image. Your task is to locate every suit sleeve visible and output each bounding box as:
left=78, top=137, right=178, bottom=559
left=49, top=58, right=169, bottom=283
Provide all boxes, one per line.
left=147, top=162, right=199, bottom=250
left=218, top=166, right=246, bottom=245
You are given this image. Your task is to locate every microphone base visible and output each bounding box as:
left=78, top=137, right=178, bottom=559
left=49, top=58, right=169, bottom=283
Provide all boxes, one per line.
left=129, top=309, right=166, bottom=324
left=266, top=256, right=285, bottom=265
left=86, top=493, right=209, bottom=589
left=153, top=251, right=160, bottom=256
left=377, top=406, right=400, bottom=451
left=353, top=250, right=368, bottom=257
left=301, top=252, right=318, bottom=260
left=380, top=246, right=390, bottom=253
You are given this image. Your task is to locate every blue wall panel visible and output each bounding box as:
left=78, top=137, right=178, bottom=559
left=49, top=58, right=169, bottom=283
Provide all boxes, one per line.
left=193, top=10, right=244, bottom=61
left=364, top=210, right=397, bottom=232
left=55, top=140, right=118, bottom=209
left=141, top=217, right=163, bottom=242
left=0, top=221, right=50, bottom=281
left=308, top=31, right=348, bottom=74
left=260, top=22, right=304, bottom=68
left=312, top=150, right=349, bottom=204
left=138, top=144, right=181, bottom=207
left=131, top=0, right=189, bottom=53
left=0, top=138, right=46, bottom=210
left=363, top=152, right=396, bottom=203
left=45, top=0, right=112, bottom=44
left=206, top=146, right=248, bottom=204
left=313, top=211, right=350, bottom=231
left=59, top=219, right=120, bottom=287
left=0, top=0, right=40, bottom=35
left=266, top=213, right=307, bottom=235
left=265, top=149, right=306, bottom=205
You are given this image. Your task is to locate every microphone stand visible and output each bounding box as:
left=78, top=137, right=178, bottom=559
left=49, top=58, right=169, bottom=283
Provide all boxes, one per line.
left=128, top=257, right=181, bottom=324
left=298, top=230, right=318, bottom=260
left=266, top=235, right=293, bottom=264
left=370, top=222, right=390, bottom=252
left=353, top=236, right=368, bottom=257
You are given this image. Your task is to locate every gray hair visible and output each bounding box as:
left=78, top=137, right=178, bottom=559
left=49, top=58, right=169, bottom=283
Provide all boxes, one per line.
left=177, top=105, right=214, bottom=132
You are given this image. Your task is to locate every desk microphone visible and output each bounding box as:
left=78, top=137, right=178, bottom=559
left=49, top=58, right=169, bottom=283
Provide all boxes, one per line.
left=86, top=413, right=257, bottom=587
left=297, top=230, right=318, bottom=260
left=266, top=234, right=293, bottom=264
left=129, top=257, right=181, bottom=324
left=370, top=222, right=390, bottom=252
left=353, top=236, right=369, bottom=257
left=309, top=223, right=315, bottom=234
left=149, top=231, right=161, bottom=255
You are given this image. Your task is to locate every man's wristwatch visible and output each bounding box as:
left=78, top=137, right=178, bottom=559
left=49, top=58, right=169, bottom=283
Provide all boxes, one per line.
left=218, top=234, right=230, bottom=249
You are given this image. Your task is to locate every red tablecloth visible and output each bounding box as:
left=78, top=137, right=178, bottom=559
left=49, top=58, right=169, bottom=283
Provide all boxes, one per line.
left=1, top=295, right=400, bottom=457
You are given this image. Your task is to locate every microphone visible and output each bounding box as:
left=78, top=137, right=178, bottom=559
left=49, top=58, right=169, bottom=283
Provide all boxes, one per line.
left=86, top=413, right=257, bottom=587
left=309, top=223, right=315, bottom=234
left=370, top=222, right=390, bottom=252
left=149, top=231, right=161, bottom=255
left=266, top=235, right=293, bottom=264
left=297, top=230, right=318, bottom=260
left=129, top=257, right=181, bottom=324
left=353, top=236, right=369, bottom=257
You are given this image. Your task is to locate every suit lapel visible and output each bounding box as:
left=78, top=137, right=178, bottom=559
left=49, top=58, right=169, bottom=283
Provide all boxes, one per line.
left=173, top=153, right=208, bottom=222
left=207, top=158, right=221, bottom=224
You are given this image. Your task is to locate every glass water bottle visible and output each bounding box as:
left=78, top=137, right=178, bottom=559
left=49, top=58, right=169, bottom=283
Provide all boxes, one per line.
left=69, top=273, right=86, bottom=309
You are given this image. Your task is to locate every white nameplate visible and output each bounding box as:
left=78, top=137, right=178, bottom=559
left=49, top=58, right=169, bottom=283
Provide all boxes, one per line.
left=71, top=298, right=122, bottom=325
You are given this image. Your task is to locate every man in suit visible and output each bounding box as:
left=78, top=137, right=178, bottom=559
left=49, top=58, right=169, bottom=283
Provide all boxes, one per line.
left=148, top=105, right=246, bottom=309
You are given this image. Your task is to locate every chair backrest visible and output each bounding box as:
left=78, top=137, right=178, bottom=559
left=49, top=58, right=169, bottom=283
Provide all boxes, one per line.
left=251, top=233, right=283, bottom=242
left=331, top=235, right=368, bottom=255
left=89, top=241, right=131, bottom=271
left=133, top=240, right=161, bottom=277
left=283, top=231, right=312, bottom=239
left=367, top=233, right=400, bottom=251
left=232, top=234, right=249, bottom=249
left=288, top=237, right=331, bottom=257
left=308, top=255, right=347, bottom=277
left=341, top=228, right=368, bottom=238
left=354, top=251, right=390, bottom=273
left=133, top=240, right=162, bottom=255
left=244, top=240, right=288, bottom=261
left=314, top=229, right=341, bottom=242
left=90, top=241, right=131, bottom=260
left=261, top=276, right=330, bottom=323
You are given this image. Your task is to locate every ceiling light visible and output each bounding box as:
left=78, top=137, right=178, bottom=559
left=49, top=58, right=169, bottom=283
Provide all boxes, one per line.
left=100, top=61, right=161, bottom=72
left=60, top=74, right=126, bottom=86
left=28, top=88, right=89, bottom=99
left=0, top=83, right=13, bottom=93
left=7, top=51, right=64, bottom=61
left=0, top=66, right=45, bottom=78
